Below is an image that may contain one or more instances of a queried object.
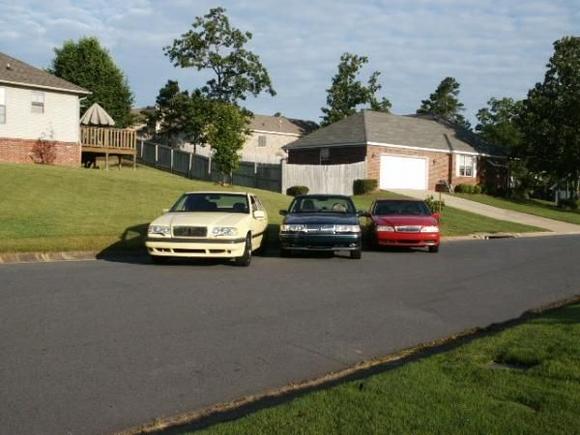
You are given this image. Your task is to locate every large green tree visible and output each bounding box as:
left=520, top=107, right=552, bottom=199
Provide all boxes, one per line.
left=50, top=37, right=134, bottom=127
left=320, top=53, right=391, bottom=126
left=475, top=97, right=523, bottom=151
left=417, top=77, right=470, bottom=129
left=518, top=36, right=580, bottom=193
left=164, top=7, right=275, bottom=103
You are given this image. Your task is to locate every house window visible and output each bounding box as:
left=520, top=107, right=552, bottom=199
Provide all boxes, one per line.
left=0, top=87, right=5, bottom=124
left=320, top=147, right=330, bottom=164
left=258, top=135, right=267, bottom=147
left=31, top=91, right=45, bottom=114
left=457, top=154, right=476, bottom=177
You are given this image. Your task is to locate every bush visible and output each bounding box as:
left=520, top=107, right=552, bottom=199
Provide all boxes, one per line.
left=454, top=183, right=481, bottom=194
left=424, top=195, right=445, bottom=213
left=32, top=139, right=57, bottom=165
left=286, top=185, right=309, bottom=197
left=557, top=198, right=579, bottom=210
left=353, top=179, right=378, bottom=195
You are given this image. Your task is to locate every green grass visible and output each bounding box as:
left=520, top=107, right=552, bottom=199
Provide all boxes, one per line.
left=0, top=163, right=541, bottom=253
left=192, top=303, right=580, bottom=435
left=454, top=193, right=580, bottom=226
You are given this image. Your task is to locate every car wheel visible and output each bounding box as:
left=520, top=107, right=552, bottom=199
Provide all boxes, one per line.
left=350, top=248, right=362, bottom=259
left=150, top=255, right=169, bottom=264
left=234, top=233, right=252, bottom=266
left=428, top=245, right=439, bottom=253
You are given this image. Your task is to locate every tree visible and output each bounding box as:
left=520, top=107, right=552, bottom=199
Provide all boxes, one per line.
left=417, top=77, right=470, bottom=129
left=205, top=102, right=250, bottom=183
left=148, top=80, right=209, bottom=150
left=320, top=53, right=391, bottom=126
left=518, top=36, right=580, bottom=196
left=164, top=7, right=275, bottom=104
left=475, top=97, right=523, bottom=151
left=49, top=37, right=134, bottom=127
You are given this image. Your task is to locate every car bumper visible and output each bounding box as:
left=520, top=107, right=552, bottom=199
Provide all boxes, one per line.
left=376, top=231, right=440, bottom=247
left=280, top=233, right=361, bottom=251
left=145, top=237, right=246, bottom=258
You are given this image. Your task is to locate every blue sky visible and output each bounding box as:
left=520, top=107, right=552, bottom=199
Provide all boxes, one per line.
left=1, top=0, right=578, bottom=124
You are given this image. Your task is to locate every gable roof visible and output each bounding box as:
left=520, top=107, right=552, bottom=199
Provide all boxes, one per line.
left=250, top=114, right=318, bottom=136
left=285, top=110, right=505, bottom=157
left=0, top=52, right=90, bottom=95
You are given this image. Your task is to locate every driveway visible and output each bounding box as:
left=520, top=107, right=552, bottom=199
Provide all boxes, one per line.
left=392, top=189, right=580, bottom=233
left=1, top=235, right=580, bottom=434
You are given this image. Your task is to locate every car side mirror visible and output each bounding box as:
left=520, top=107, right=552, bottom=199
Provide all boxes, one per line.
left=432, top=212, right=441, bottom=221
left=253, top=210, right=266, bottom=220
left=279, top=210, right=288, bottom=216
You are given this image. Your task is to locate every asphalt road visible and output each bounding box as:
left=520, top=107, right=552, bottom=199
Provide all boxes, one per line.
left=1, top=235, right=580, bottom=435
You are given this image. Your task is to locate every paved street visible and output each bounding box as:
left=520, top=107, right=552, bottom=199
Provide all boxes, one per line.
left=1, top=235, right=580, bottom=435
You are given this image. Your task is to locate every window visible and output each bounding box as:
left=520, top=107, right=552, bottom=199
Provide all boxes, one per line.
left=258, top=135, right=267, bottom=147
left=0, top=87, right=5, bottom=124
left=320, top=147, right=330, bottom=164
left=31, top=91, right=44, bottom=114
left=457, top=154, right=476, bottom=177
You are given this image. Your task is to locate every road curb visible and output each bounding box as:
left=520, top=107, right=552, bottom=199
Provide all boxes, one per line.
left=117, top=294, right=580, bottom=435
left=0, top=250, right=99, bottom=264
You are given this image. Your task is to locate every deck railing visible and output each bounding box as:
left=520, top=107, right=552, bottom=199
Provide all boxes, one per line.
left=80, top=127, right=136, bottom=151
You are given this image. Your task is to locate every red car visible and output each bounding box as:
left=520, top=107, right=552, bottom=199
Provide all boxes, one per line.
left=368, top=199, right=441, bottom=253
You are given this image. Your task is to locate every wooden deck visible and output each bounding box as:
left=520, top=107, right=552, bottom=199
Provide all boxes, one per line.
left=81, top=127, right=137, bottom=169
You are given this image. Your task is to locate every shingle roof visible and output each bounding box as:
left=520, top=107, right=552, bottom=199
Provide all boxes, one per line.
left=0, top=52, right=90, bottom=95
left=285, top=110, right=505, bottom=157
left=250, top=114, right=318, bottom=136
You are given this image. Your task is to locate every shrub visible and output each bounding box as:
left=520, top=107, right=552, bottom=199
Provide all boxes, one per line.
left=557, top=198, right=579, bottom=210
left=454, top=183, right=480, bottom=194
left=286, top=185, right=309, bottom=197
left=425, top=195, right=445, bottom=213
left=31, top=139, right=57, bottom=165
left=353, top=179, right=378, bottom=195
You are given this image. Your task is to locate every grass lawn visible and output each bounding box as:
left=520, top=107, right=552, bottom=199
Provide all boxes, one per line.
left=192, top=303, right=580, bottom=435
left=454, top=193, right=580, bottom=226
left=0, top=163, right=541, bottom=253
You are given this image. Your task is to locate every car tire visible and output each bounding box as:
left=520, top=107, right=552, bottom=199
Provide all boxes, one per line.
left=234, top=233, right=252, bottom=266
left=350, top=248, right=362, bottom=259
left=150, top=255, right=169, bottom=264
left=428, top=245, right=439, bottom=253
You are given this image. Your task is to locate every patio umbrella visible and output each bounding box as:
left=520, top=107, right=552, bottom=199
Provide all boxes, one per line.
left=80, top=103, right=116, bottom=126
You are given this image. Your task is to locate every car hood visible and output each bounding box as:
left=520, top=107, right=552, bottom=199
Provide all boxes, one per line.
left=372, top=215, right=438, bottom=227
left=151, top=212, right=249, bottom=228
left=284, top=213, right=359, bottom=225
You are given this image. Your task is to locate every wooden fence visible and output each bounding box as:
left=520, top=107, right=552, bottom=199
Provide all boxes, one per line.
left=281, top=161, right=367, bottom=195
left=81, top=127, right=136, bottom=153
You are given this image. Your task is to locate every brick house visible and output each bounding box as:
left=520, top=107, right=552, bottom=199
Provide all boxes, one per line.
left=284, top=110, right=507, bottom=191
left=0, top=52, right=90, bottom=166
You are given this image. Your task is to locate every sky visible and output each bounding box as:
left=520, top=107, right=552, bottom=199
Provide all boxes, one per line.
left=1, top=0, right=578, bottom=124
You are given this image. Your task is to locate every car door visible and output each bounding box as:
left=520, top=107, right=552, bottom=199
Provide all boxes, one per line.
left=249, top=194, right=268, bottom=249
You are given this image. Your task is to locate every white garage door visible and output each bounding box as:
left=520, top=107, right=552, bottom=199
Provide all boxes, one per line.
left=379, top=155, right=427, bottom=190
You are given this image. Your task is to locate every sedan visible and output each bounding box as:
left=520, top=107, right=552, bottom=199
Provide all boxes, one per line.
left=146, top=191, right=268, bottom=266
left=369, top=199, right=441, bottom=253
left=279, top=194, right=363, bottom=259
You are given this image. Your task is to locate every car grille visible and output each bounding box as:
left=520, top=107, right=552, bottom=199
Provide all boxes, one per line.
left=395, top=225, right=422, bottom=233
left=304, top=224, right=337, bottom=233
left=172, top=226, right=207, bottom=237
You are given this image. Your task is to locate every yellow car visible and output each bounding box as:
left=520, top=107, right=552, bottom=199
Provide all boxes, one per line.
left=146, top=191, right=268, bottom=266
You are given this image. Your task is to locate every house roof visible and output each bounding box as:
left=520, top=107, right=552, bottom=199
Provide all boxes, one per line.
left=284, top=110, right=505, bottom=157
left=0, top=51, right=90, bottom=95
left=250, top=114, right=318, bottom=136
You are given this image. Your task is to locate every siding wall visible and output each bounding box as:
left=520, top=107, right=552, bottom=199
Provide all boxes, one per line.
left=0, top=85, right=80, bottom=143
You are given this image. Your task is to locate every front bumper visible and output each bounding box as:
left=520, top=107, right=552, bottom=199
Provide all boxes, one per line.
left=145, top=237, right=246, bottom=258
left=376, top=231, right=440, bottom=247
left=279, top=232, right=361, bottom=251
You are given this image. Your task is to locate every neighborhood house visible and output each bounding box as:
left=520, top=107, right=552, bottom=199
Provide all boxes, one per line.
left=284, top=110, right=507, bottom=191
left=0, top=52, right=90, bottom=166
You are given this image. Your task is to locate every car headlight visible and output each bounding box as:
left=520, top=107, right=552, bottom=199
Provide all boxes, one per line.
left=421, top=226, right=440, bottom=233
left=335, top=225, right=361, bottom=233
left=376, top=225, right=395, bottom=232
left=148, top=225, right=171, bottom=236
left=211, top=227, right=238, bottom=237
left=280, top=224, right=306, bottom=232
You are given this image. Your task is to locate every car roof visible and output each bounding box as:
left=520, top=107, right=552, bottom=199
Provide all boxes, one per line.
left=374, top=198, right=426, bottom=202
left=294, top=194, right=352, bottom=199
left=184, top=191, right=251, bottom=195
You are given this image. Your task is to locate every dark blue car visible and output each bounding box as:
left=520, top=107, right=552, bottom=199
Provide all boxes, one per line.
left=279, top=195, right=362, bottom=259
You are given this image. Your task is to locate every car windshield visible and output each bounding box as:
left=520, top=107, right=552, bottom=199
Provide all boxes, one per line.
left=373, top=200, right=431, bottom=216
left=289, top=196, right=355, bottom=214
left=171, top=193, right=249, bottom=213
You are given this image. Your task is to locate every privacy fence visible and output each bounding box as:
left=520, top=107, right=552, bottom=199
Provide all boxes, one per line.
left=137, top=141, right=367, bottom=195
